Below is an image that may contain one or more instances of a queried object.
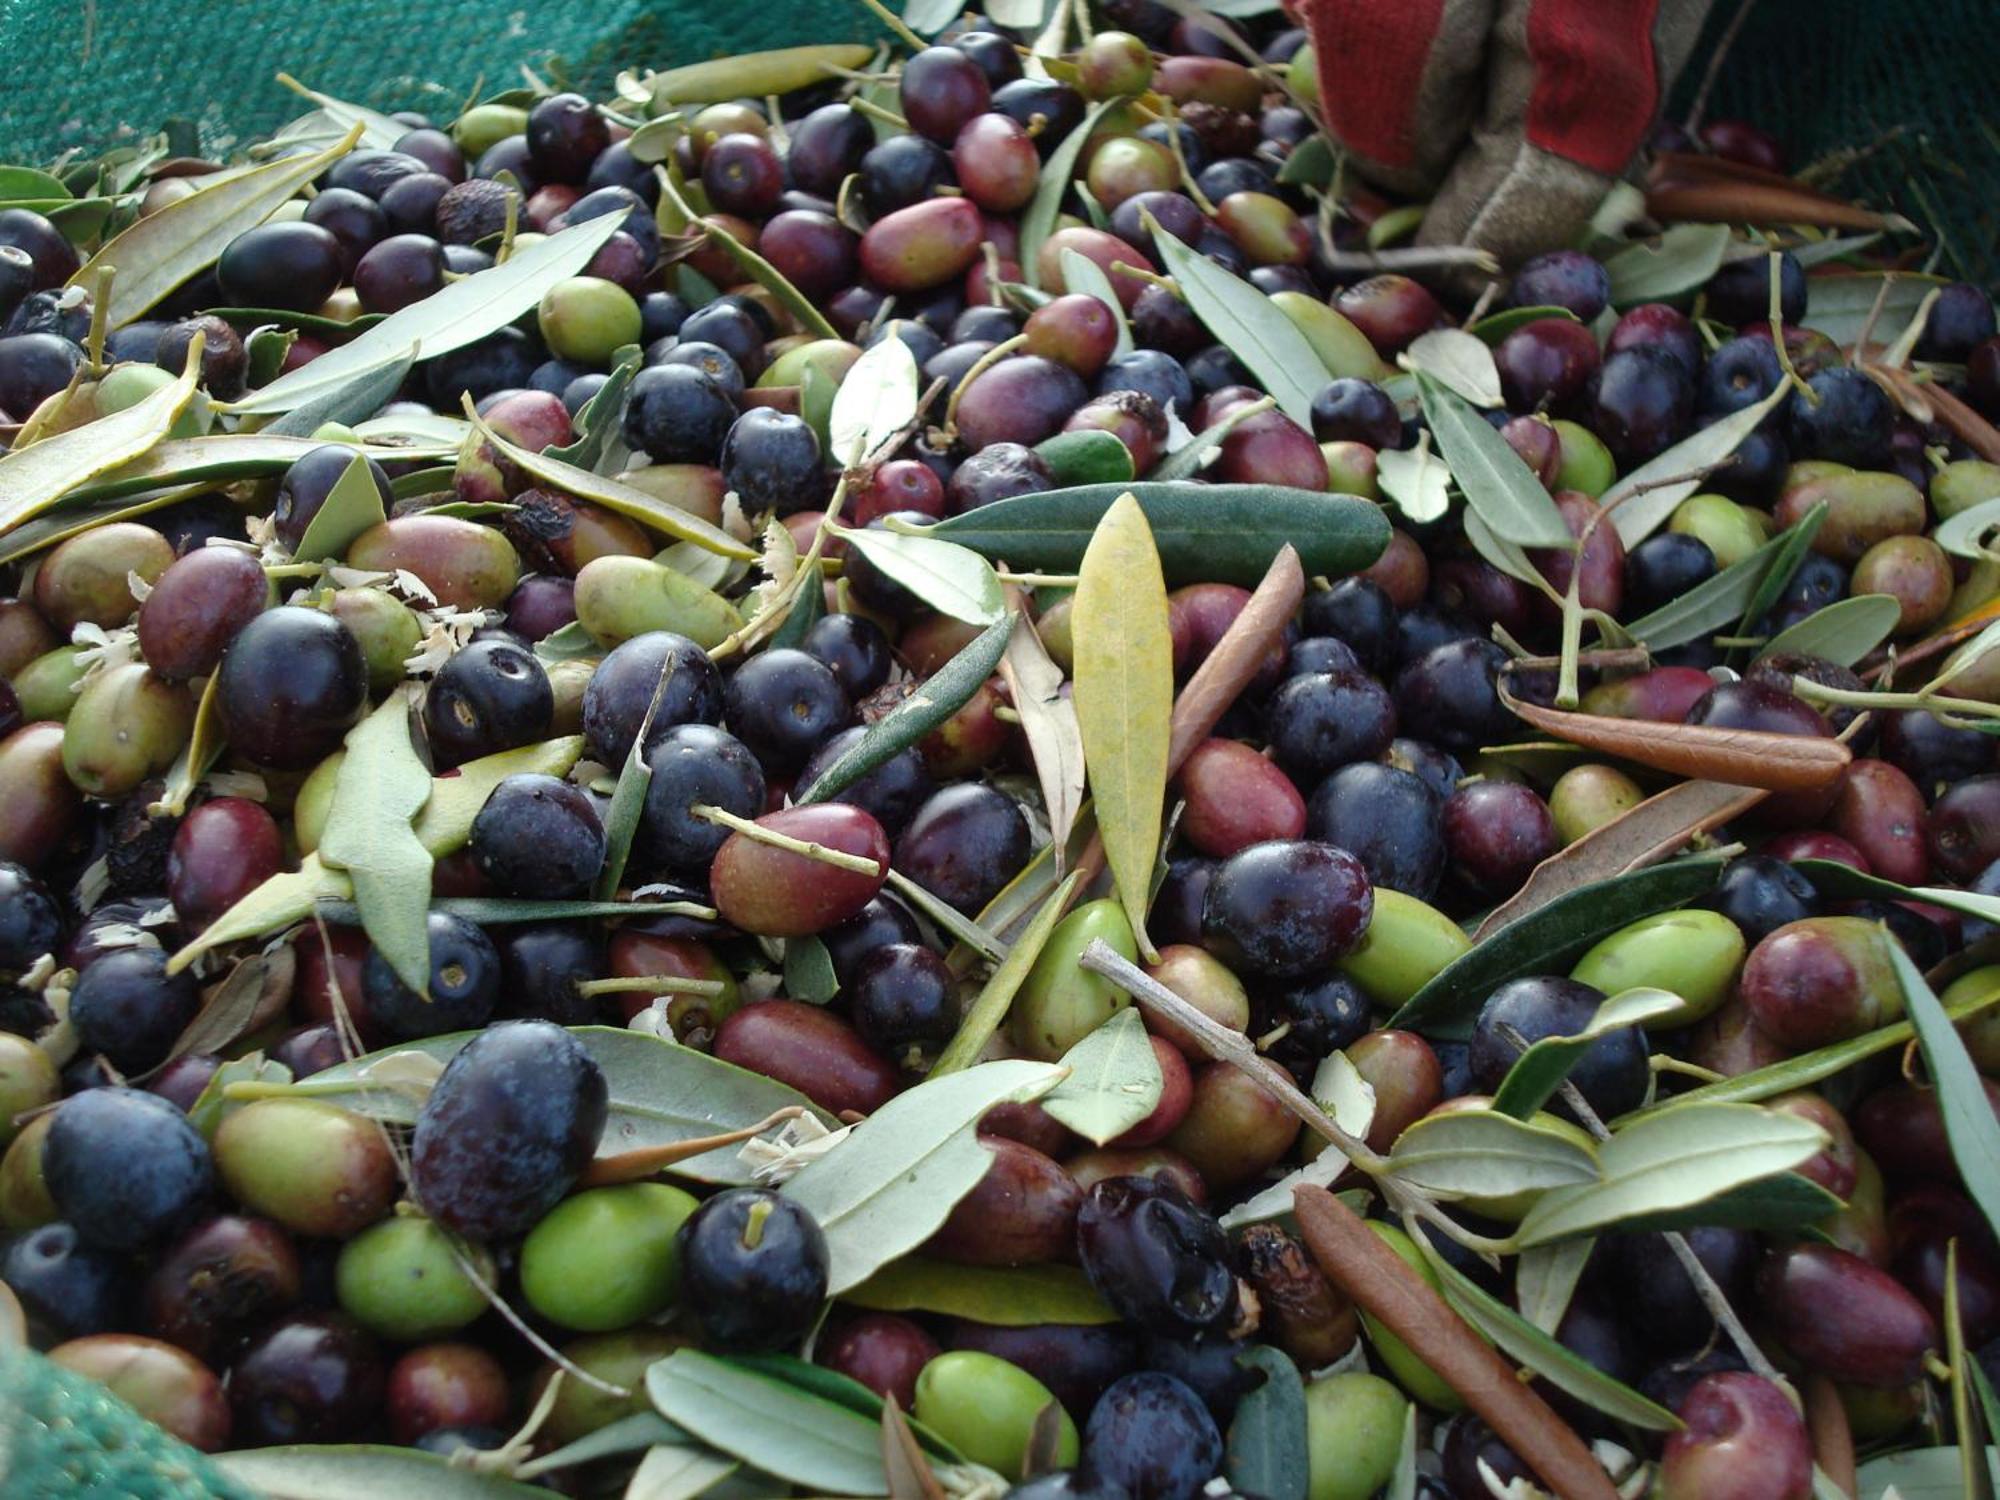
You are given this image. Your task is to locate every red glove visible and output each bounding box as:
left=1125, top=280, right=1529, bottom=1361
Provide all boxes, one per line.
left=1292, top=0, right=1715, bottom=267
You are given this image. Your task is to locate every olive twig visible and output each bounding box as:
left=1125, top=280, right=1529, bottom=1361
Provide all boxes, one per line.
left=574, top=975, right=728, bottom=997
left=934, top=334, right=1028, bottom=446
left=689, top=802, right=884, bottom=875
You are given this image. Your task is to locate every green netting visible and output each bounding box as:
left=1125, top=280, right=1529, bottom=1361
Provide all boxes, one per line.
left=1670, top=0, right=2000, bottom=287
left=0, top=0, right=1994, bottom=286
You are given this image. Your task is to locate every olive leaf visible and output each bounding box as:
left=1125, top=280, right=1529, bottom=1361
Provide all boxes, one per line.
left=1732, top=502, right=1832, bottom=643
left=1601, top=223, right=1734, bottom=307
left=829, top=336, right=921, bottom=468
left=658, top=177, right=838, bottom=342
left=547, top=344, right=641, bottom=471
left=782, top=1058, right=1066, bottom=1293
left=1389, top=858, right=1727, bottom=1036
left=188, top=1055, right=293, bottom=1139
left=317, top=691, right=434, bottom=996
left=1856, top=1447, right=2000, bottom=1499
left=1225, top=1347, right=1310, bottom=1500
left=903, top=0, right=965, bottom=32
left=154, top=671, right=225, bottom=816
left=512, top=1415, right=691, bottom=1481
left=1148, top=397, right=1274, bottom=483
left=934, top=871, right=1084, bottom=1075
left=1406, top=1223, right=1681, bottom=1431
left=647, top=45, right=878, bottom=106
left=1149, top=220, right=1324, bottom=428
left=1383, top=1110, right=1600, bottom=1199
left=1000, top=615, right=1086, bottom=862
left=1416, top=374, right=1573, bottom=549
left=1935, top=495, right=2000, bottom=561
left=1513, top=1102, right=1827, bottom=1247
left=266, top=352, right=419, bottom=440
left=0, top=339, right=203, bottom=533
left=1514, top=1238, right=1593, bottom=1337
left=623, top=1445, right=740, bottom=1500
left=273, top=74, right=411, bottom=148
left=1467, top=305, right=1580, bottom=344
left=166, top=946, right=296, bottom=1064
left=1802, top=271, right=1947, bottom=348
left=1754, top=592, right=1903, bottom=667
left=1890, top=939, right=2000, bottom=1243
left=1624, top=503, right=1826, bottom=650
left=228, top=213, right=627, bottom=415
left=784, top=936, right=840, bottom=1004
left=296, top=1025, right=833, bottom=1185
left=1073, top=494, right=1173, bottom=958
left=1022, top=101, right=1121, bottom=292
left=1398, top=328, right=1502, bottom=408
left=594, top=662, right=675, bottom=901
left=796, top=615, right=1012, bottom=806
left=213, top=1446, right=550, bottom=1499
left=1600, top=382, right=1791, bottom=548
left=646, top=1351, right=910, bottom=1497
left=841, top=1257, right=1117, bottom=1326
left=1042, top=1008, right=1164, bottom=1145
left=463, top=400, right=752, bottom=558
left=1376, top=440, right=1451, bottom=525
left=1490, top=988, right=1686, bottom=1120
left=0, top=165, right=72, bottom=199
left=68, top=125, right=362, bottom=328
left=835, top=528, right=1007, bottom=626
left=292, top=449, right=390, bottom=563
left=925, top=481, right=1389, bottom=594
left=61, top=433, right=458, bottom=511
left=1059, top=246, right=1135, bottom=358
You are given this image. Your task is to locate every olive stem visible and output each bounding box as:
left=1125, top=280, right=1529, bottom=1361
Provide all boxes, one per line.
left=85, top=264, right=116, bottom=373
left=1681, top=0, right=1758, bottom=135
left=1318, top=245, right=1502, bottom=275
left=579, top=1106, right=808, bottom=1187
left=575, top=975, right=728, bottom=997
left=1160, top=104, right=1217, bottom=216
left=851, top=96, right=911, bottom=133
left=995, top=572, right=1080, bottom=588
left=854, top=0, right=929, bottom=52
left=1544, top=1060, right=1790, bottom=1388
left=497, top=189, right=520, bottom=264
left=1792, top=677, right=2000, bottom=723
left=1650, top=1055, right=1730, bottom=1085
left=937, top=334, right=1029, bottom=445
left=1768, top=253, right=1818, bottom=406
left=1078, top=939, right=1393, bottom=1177
left=690, top=803, right=884, bottom=875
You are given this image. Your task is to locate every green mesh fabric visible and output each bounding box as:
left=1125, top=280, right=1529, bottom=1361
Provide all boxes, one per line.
left=1670, top=0, right=2000, bottom=287
left=0, top=0, right=883, bottom=160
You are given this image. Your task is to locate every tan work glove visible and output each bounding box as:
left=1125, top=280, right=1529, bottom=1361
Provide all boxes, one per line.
left=1292, top=0, right=1716, bottom=267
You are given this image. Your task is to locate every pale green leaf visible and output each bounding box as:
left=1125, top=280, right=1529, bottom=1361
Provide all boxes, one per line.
left=1935, top=495, right=2000, bottom=562
left=647, top=1352, right=889, bottom=1495
left=1224, top=1346, right=1308, bottom=1500
left=1383, top=1110, right=1599, bottom=1199
left=1399, top=328, right=1502, bottom=408
left=1376, top=442, right=1451, bottom=525
left=1416, top=374, right=1573, bottom=548
left=317, top=692, right=434, bottom=996
left=214, top=1445, right=549, bottom=1499
left=625, top=1445, right=740, bottom=1500
left=1043, top=1007, right=1164, bottom=1145
left=783, top=1058, right=1065, bottom=1293
left=70, top=126, right=362, bottom=328
left=1491, top=988, right=1685, bottom=1120
left=1515, top=1102, right=1827, bottom=1246
left=1603, top=224, right=1734, bottom=307
left=1601, top=383, right=1791, bottom=548
left=1890, top=939, right=2000, bottom=1243
left=841, top=1258, right=1116, bottom=1325
left=1514, top=1238, right=1593, bottom=1336
left=1059, top=247, right=1135, bottom=358
left=836, top=528, right=1007, bottom=626
left=1022, top=102, right=1121, bottom=292
left=1754, top=592, right=1903, bottom=667
left=293, top=449, right=390, bottom=563
left=934, top=871, right=1083, bottom=1074
left=1150, top=222, right=1323, bottom=427
left=829, top=335, right=920, bottom=467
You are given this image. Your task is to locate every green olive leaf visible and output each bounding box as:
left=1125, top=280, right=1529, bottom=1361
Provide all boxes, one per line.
left=273, top=74, right=411, bottom=148
left=188, top=1055, right=293, bottom=1140
left=1001, top=615, right=1086, bottom=860
left=1407, top=1221, right=1681, bottom=1431
left=1073, top=494, right=1172, bottom=958
left=228, top=213, right=626, bottom=416
left=1513, top=1102, right=1827, bottom=1247
left=841, top=1257, right=1116, bottom=1326
left=1624, top=504, right=1826, bottom=652
left=1602, top=223, right=1734, bottom=307
left=317, top=691, right=434, bottom=996
left=1890, top=937, right=2000, bottom=1243
left=834, top=527, right=1007, bottom=626
left=265, top=351, right=416, bottom=440
left=298, top=1025, right=833, bottom=1185
left=658, top=174, right=839, bottom=342
left=1387, top=858, right=1728, bottom=1036
left=292, top=449, right=391, bottom=563
left=620, top=1445, right=739, bottom=1500
left=1021, top=102, right=1121, bottom=293
left=546, top=343, right=641, bottom=472
left=593, top=662, right=674, bottom=902
left=1042, top=1007, right=1163, bottom=1145
left=1383, top=1110, right=1600, bottom=1199
left=647, top=1351, right=900, bottom=1496
left=1514, top=1238, right=1594, bottom=1336
left=1854, top=1447, right=2000, bottom=1500
left=782, top=1058, right=1067, bottom=1294
left=1398, top=328, right=1502, bottom=408
left=1935, top=495, right=2000, bottom=562
left=829, top=336, right=920, bottom=468
left=1731, top=502, right=1832, bottom=644
left=1224, top=1347, right=1309, bottom=1500
left=214, top=1445, right=550, bottom=1499
left=1376, top=441, right=1451, bottom=525
left=1490, top=988, right=1686, bottom=1120
left=1148, top=396, right=1274, bottom=483
left=647, top=45, right=878, bottom=107
left=783, top=935, right=840, bottom=1004
left=1467, top=305, right=1581, bottom=344
left=1802, top=270, right=1948, bottom=348
left=58, top=432, right=457, bottom=510
left=921, top=482, right=1389, bottom=589
left=0, top=339, right=203, bottom=533
left=69, top=125, right=362, bottom=328
left=1149, top=220, right=1324, bottom=428
left=1416, top=373, right=1573, bottom=549
left=1600, top=383, right=1791, bottom=548
left=935, top=871, right=1084, bottom=1075
left=1753, top=592, right=1903, bottom=666
left=903, top=0, right=966, bottom=32
left=796, top=615, right=1011, bottom=806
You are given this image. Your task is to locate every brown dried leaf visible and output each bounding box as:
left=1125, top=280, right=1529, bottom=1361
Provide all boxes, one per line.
left=1023, top=1400, right=1069, bottom=1478
left=880, top=1396, right=947, bottom=1500
left=1647, top=152, right=1913, bottom=232
left=1875, top=367, right=2000, bottom=464
left=1473, top=780, right=1768, bottom=940
left=166, top=946, right=297, bottom=1065
left=1000, top=615, right=1086, bottom=867
left=1500, top=691, right=1852, bottom=792
left=1291, top=1186, right=1621, bottom=1500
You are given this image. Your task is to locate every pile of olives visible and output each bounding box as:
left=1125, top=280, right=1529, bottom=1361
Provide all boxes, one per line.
left=5, top=3, right=2000, bottom=1498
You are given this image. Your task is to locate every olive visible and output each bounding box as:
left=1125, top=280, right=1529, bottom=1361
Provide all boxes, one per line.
left=335, top=1213, right=494, bottom=1340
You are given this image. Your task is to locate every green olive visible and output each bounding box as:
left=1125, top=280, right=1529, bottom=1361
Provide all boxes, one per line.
left=335, top=1212, right=494, bottom=1340
left=1012, top=898, right=1137, bottom=1061
left=1304, top=1370, right=1410, bottom=1500
left=519, top=1183, right=698, bottom=1332
left=913, top=1350, right=1078, bottom=1478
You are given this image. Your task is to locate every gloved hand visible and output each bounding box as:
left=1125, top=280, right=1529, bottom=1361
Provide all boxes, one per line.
left=1290, top=0, right=1716, bottom=268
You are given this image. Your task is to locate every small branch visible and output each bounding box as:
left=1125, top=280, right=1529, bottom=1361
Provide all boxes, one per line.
left=851, top=95, right=910, bottom=132
left=1683, top=0, right=1760, bottom=136
left=575, top=975, right=727, bottom=997
left=855, top=0, right=928, bottom=51
left=935, top=334, right=1027, bottom=445
left=691, top=803, right=884, bottom=875
left=580, top=1106, right=807, bottom=1186
left=1318, top=245, right=1501, bottom=275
